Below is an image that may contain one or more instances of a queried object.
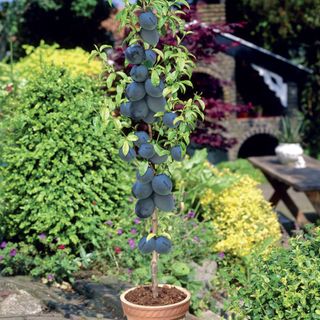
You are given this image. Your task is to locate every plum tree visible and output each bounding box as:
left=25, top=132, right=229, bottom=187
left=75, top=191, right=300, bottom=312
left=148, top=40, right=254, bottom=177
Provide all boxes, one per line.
left=119, top=147, right=136, bottom=162
left=145, top=79, right=165, bottom=98
left=138, top=236, right=156, bottom=254
left=136, top=166, right=154, bottom=183
left=150, top=153, right=168, bottom=164
left=146, top=95, right=166, bottom=113
left=134, top=131, right=150, bottom=147
left=135, top=197, right=155, bottom=218
left=120, top=102, right=131, bottom=117
left=144, top=49, right=157, bottom=67
left=163, top=112, right=180, bottom=128
left=140, top=29, right=160, bottom=47
left=132, top=181, right=153, bottom=199
left=125, top=44, right=146, bottom=64
left=139, top=12, right=158, bottom=31
left=130, top=99, right=149, bottom=120
left=130, top=65, right=149, bottom=82
left=126, top=82, right=146, bottom=102
left=153, top=193, right=175, bottom=212
left=151, top=174, right=172, bottom=195
left=155, top=236, right=172, bottom=254
left=138, top=143, right=156, bottom=159
left=170, top=145, right=184, bottom=162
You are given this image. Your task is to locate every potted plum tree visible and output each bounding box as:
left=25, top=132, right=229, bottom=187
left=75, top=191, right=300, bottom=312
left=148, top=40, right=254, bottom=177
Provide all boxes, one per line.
left=92, top=0, right=204, bottom=318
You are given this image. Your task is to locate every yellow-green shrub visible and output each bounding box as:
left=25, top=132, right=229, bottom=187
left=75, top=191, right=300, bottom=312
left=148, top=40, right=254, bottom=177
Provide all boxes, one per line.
left=14, top=42, right=101, bottom=78
left=201, top=172, right=281, bottom=257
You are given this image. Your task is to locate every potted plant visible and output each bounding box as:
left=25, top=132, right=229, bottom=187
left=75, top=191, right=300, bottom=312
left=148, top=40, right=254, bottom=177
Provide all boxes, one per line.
left=91, top=0, right=204, bottom=319
left=275, top=114, right=305, bottom=167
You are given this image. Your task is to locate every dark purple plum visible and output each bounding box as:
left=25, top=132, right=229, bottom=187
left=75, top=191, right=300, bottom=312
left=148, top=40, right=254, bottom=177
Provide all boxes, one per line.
left=138, top=236, right=156, bottom=254
left=140, top=29, right=160, bottom=47
left=163, top=112, right=180, bottom=128
left=144, top=49, right=157, bottom=67
left=151, top=174, right=172, bottom=195
left=139, top=12, right=158, bottom=30
left=132, top=181, right=153, bottom=199
left=138, top=143, right=155, bottom=159
left=136, top=167, right=154, bottom=184
left=146, top=95, right=166, bottom=113
left=155, top=236, right=172, bottom=254
left=125, top=44, right=146, bottom=64
left=153, top=193, right=175, bottom=212
left=130, top=65, right=149, bottom=82
left=135, top=197, right=155, bottom=218
left=170, top=145, right=184, bottom=161
left=126, top=82, right=146, bottom=102
left=134, top=131, right=150, bottom=147
left=120, top=102, right=131, bottom=117
left=118, top=147, right=136, bottom=162
left=150, top=153, right=168, bottom=164
left=143, top=110, right=158, bottom=124
left=130, top=99, right=149, bottom=120
left=145, top=79, right=164, bottom=98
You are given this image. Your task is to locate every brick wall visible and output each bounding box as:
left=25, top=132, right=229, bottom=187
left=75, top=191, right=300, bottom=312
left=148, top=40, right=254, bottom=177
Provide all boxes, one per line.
left=197, top=3, right=226, bottom=24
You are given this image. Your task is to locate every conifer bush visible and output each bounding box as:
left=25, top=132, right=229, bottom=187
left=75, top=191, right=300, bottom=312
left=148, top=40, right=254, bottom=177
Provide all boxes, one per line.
left=0, top=67, right=132, bottom=251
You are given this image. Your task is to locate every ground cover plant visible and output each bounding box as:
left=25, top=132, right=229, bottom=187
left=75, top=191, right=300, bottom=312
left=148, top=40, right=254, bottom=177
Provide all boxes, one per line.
left=92, top=0, right=205, bottom=301
left=227, top=226, right=320, bottom=319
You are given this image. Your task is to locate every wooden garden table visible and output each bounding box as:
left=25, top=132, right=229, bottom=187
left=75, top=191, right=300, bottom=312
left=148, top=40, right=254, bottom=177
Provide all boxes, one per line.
left=248, top=155, right=320, bottom=225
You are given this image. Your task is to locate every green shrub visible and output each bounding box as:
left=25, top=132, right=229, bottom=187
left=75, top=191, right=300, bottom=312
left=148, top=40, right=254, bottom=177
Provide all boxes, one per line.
left=216, top=158, right=266, bottom=184
left=0, top=66, right=133, bottom=252
left=229, top=227, right=320, bottom=319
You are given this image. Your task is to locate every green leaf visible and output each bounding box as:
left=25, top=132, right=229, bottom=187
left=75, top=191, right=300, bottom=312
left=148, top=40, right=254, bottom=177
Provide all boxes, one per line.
left=151, top=69, right=160, bottom=86
left=106, top=73, right=116, bottom=89
left=122, top=141, right=130, bottom=156
left=172, top=262, right=190, bottom=277
left=138, top=162, right=149, bottom=176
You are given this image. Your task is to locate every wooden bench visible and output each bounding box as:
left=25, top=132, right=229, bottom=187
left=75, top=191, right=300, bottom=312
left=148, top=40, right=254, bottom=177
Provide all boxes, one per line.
left=249, top=155, right=320, bottom=225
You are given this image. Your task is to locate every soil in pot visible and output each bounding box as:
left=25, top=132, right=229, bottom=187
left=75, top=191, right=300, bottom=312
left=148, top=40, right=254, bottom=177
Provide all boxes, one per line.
left=125, top=286, right=187, bottom=306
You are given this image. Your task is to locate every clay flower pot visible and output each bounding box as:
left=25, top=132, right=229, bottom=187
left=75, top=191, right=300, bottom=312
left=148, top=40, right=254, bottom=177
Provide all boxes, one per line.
left=120, top=285, right=191, bottom=320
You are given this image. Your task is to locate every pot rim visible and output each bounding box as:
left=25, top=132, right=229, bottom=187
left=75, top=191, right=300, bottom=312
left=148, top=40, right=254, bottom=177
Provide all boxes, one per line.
left=120, top=284, right=191, bottom=310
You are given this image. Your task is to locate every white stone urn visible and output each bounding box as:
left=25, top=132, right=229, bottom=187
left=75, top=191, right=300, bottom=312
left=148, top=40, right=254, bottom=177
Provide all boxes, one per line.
left=275, top=143, right=305, bottom=167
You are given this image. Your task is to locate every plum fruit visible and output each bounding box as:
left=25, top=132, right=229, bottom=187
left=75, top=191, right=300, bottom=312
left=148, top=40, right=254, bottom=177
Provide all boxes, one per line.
left=140, top=29, right=160, bottom=47
left=146, top=95, right=166, bottom=113
left=134, top=131, right=150, bottom=147
left=135, top=197, right=155, bottom=218
left=163, top=112, right=180, bottom=128
left=120, top=102, right=131, bottom=117
left=130, top=99, right=149, bottom=120
left=155, top=236, right=172, bottom=254
left=125, top=44, right=146, bottom=64
left=138, top=143, right=155, bottom=159
left=138, top=236, right=156, bottom=254
left=170, top=145, right=184, bottom=161
left=130, top=65, right=149, bottom=82
left=154, top=193, right=175, bottom=212
left=119, top=147, right=136, bottom=162
left=126, top=82, right=146, bottom=101
left=144, top=49, right=157, bottom=67
left=151, top=174, right=172, bottom=195
left=150, top=153, right=168, bottom=164
left=136, top=166, right=154, bottom=184
left=139, top=12, right=158, bottom=30
left=145, top=79, right=164, bottom=98
left=132, top=181, right=153, bottom=199
left=143, top=110, right=157, bottom=124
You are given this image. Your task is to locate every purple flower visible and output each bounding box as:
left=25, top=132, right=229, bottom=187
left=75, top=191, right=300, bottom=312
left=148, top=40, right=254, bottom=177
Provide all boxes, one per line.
left=128, top=238, right=135, bottom=249
left=47, top=274, right=55, bottom=281
left=38, top=233, right=46, bottom=240
left=187, top=211, right=196, bottom=219
left=193, top=236, right=200, bottom=242
left=0, top=241, right=7, bottom=249
left=105, top=220, right=113, bottom=226
left=127, top=268, right=133, bottom=274
left=0, top=255, right=4, bottom=261
left=133, top=218, right=141, bottom=224
left=130, top=228, right=137, bottom=234
left=117, top=229, right=123, bottom=235
left=218, top=252, right=225, bottom=259
left=9, top=249, right=17, bottom=257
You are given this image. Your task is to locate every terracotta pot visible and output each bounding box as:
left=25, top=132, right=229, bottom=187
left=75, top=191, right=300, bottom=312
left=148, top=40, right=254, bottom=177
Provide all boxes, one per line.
left=120, top=284, right=191, bottom=320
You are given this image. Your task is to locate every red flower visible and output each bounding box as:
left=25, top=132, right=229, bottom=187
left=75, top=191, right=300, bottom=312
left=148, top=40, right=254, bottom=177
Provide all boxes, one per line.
left=57, top=244, right=65, bottom=250
left=114, top=246, right=122, bottom=254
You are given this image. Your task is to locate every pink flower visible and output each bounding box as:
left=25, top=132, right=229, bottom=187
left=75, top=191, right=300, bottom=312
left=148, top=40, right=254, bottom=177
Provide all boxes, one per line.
left=114, top=246, right=121, bottom=254
left=0, top=241, right=7, bottom=249
left=128, top=238, right=135, bottom=250
left=9, top=249, right=17, bottom=257
left=105, top=220, right=113, bottom=226
left=130, top=228, right=137, bottom=234
left=38, top=233, right=46, bottom=240
left=57, top=244, right=65, bottom=250
left=133, top=218, right=141, bottom=224
left=0, top=255, right=4, bottom=261
left=218, top=252, right=225, bottom=259
left=47, top=274, right=54, bottom=282
left=117, top=229, right=123, bottom=235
